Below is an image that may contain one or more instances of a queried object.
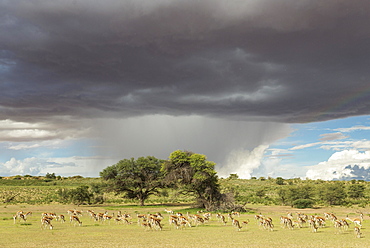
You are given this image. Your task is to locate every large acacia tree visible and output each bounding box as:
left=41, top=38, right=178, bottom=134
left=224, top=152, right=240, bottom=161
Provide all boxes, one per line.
left=161, top=150, right=222, bottom=210
left=100, top=156, right=164, bottom=206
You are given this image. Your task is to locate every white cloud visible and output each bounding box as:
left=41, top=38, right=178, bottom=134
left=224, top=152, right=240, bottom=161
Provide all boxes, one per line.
left=352, top=140, right=370, bottom=150
left=291, top=142, right=321, bottom=150
left=219, top=144, right=269, bottom=179
left=291, top=139, right=370, bottom=152
left=6, top=140, right=66, bottom=151
left=335, top=126, right=370, bottom=133
left=0, top=120, right=59, bottom=141
left=0, top=120, right=39, bottom=129
left=267, top=148, right=292, bottom=157
left=319, top=132, right=348, bottom=141
left=0, top=156, right=114, bottom=177
left=1, top=157, right=44, bottom=175
left=305, top=150, right=370, bottom=180
left=8, top=143, right=41, bottom=150
left=0, top=119, right=92, bottom=142
left=248, top=148, right=305, bottom=179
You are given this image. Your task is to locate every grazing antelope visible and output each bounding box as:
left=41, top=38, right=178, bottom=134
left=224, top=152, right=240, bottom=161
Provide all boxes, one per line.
left=323, top=212, right=331, bottom=219
left=148, top=217, right=163, bottom=231
left=96, top=213, right=105, bottom=222
left=74, top=210, right=83, bottom=216
left=189, top=214, right=205, bottom=226
left=308, top=219, right=318, bottom=233
left=242, top=220, right=249, bottom=227
left=329, top=213, right=337, bottom=223
left=141, top=221, right=152, bottom=231
left=360, top=213, right=364, bottom=222
left=354, top=226, right=362, bottom=238
left=42, top=212, right=56, bottom=219
left=13, top=211, right=23, bottom=223
left=13, top=210, right=24, bottom=224
left=280, top=216, right=293, bottom=229
left=13, top=211, right=32, bottom=224
left=254, top=214, right=264, bottom=222
left=297, top=213, right=308, bottom=226
left=346, top=216, right=362, bottom=227
left=259, top=217, right=274, bottom=231
left=41, top=217, right=53, bottom=230
left=170, top=218, right=179, bottom=229
left=70, top=215, right=82, bottom=226
left=339, top=219, right=349, bottom=231
left=203, top=212, right=212, bottom=221
left=171, top=219, right=188, bottom=230
left=164, top=208, right=174, bottom=214
left=169, top=215, right=178, bottom=225
left=216, top=213, right=227, bottom=225
left=296, top=216, right=306, bottom=228
left=13, top=214, right=17, bottom=224
left=178, top=216, right=192, bottom=228
left=148, top=213, right=163, bottom=219
left=68, top=209, right=83, bottom=216
left=231, top=211, right=240, bottom=217
left=293, top=220, right=302, bottom=229
left=56, top=214, right=66, bottom=223
left=137, top=214, right=147, bottom=225
left=334, top=220, right=344, bottom=234
left=115, top=216, right=132, bottom=225
left=312, top=216, right=326, bottom=227
left=232, top=219, right=242, bottom=231
left=227, top=213, right=234, bottom=222
left=287, top=212, right=293, bottom=219
left=103, top=214, right=114, bottom=224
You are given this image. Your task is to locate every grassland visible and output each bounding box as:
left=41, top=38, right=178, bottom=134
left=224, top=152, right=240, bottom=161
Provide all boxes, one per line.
left=1, top=203, right=369, bottom=248
left=1, top=176, right=370, bottom=247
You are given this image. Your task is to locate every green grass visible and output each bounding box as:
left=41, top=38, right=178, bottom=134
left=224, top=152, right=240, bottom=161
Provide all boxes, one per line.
left=1, top=204, right=369, bottom=247
left=2, top=176, right=370, bottom=207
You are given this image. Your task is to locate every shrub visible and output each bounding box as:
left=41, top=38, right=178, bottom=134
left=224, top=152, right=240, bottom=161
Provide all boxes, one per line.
left=45, top=173, right=56, bottom=179
left=292, top=199, right=314, bottom=209
left=276, top=177, right=284, bottom=185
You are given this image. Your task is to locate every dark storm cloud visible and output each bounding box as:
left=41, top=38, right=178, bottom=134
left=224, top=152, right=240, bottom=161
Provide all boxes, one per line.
left=1, top=0, right=370, bottom=124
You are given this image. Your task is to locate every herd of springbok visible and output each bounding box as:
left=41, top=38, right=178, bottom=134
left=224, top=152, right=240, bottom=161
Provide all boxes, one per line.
left=12, top=208, right=365, bottom=238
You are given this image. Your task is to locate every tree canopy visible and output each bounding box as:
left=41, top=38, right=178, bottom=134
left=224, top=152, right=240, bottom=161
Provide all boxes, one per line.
left=161, top=150, right=221, bottom=210
left=347, top=183, right=366, bottom=199
left=100, top=156, right=164, bottom=206
left=320, top=182, right=347, bottom=205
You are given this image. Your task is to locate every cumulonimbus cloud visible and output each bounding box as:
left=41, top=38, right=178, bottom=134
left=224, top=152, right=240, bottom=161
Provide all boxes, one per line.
left=1, top=1, right=370, bottom=178
left=1, top=0, right=370, bottom=127
left=306, top=150, right=370, bottom=180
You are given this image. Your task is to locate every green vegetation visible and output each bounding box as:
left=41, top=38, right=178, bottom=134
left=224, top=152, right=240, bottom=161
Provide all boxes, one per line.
left=1, top=149, right=369, bottom=209
left=100, top=156, right=165, bottom=206
left=2, top=151, right=370, bottom=247
left=57, top=185, right=94, bottom=206
left=162, top=150, right=222, bottom=210
left=1, top=173, right=370, bottom=209
left=220, top=176, right=370, bottom=208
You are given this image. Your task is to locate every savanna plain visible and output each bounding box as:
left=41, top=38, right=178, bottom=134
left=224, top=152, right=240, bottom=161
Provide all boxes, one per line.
left=1, top=204, right=369, bottom=248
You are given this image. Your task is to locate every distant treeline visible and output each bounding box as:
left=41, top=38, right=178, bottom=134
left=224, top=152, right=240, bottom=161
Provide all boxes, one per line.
left=1, top=174, right=369, bottom=209
left=221, top=175, right=370, bottom=208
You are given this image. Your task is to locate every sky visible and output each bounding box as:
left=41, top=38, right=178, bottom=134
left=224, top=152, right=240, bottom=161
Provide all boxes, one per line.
left=1, top=0, right=370, bottom=180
